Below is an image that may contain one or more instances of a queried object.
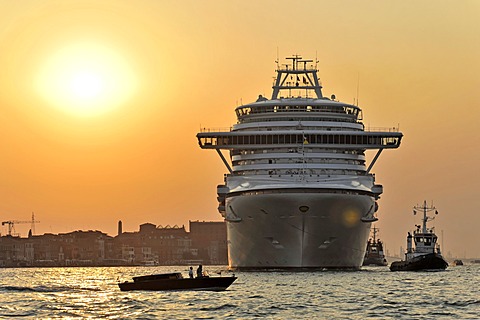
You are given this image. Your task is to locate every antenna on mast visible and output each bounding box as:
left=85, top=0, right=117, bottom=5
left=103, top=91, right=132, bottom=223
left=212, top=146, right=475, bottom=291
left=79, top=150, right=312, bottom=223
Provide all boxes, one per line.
left=413, top=200, right=437, bottom=234
left=356, top=72, right=360, bottom=106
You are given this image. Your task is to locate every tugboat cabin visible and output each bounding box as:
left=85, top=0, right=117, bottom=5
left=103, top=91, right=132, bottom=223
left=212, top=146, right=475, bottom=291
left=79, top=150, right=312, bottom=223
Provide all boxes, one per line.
left=413, top=226, right=438, bottom=254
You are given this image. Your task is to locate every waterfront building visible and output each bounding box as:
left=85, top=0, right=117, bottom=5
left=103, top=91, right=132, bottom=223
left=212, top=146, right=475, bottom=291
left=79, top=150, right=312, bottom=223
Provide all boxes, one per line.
left=0, top=221, right=227, bottom=267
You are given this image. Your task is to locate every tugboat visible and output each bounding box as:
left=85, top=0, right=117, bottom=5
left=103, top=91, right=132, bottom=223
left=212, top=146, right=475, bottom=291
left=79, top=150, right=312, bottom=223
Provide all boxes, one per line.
left=390, top=201, right=448, bottom=271
left=362, top=226, right=388, bottom=266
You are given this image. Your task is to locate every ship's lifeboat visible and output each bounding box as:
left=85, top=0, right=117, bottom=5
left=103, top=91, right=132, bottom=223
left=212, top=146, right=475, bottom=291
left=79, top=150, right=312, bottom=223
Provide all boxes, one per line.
left=372, top=184, right=383, bottom=199
left=217, top=185, right=229, bottom=195
left=217, top=185, right=229, bottom=214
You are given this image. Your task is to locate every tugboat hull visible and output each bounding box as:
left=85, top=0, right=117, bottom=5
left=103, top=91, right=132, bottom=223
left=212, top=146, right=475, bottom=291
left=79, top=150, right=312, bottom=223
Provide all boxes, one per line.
left=390, top=253, right=448, bottom=271
left=363, top=257, right=388, bottom=267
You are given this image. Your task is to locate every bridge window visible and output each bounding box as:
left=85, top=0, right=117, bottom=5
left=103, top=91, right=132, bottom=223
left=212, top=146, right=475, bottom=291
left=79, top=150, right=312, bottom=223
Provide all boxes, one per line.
left=200, top=133, right=399, bottom=147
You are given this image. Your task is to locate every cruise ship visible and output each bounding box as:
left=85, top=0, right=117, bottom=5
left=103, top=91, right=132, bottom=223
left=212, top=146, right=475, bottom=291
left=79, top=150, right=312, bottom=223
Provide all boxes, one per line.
left=197, top=56, right=402, bottom=269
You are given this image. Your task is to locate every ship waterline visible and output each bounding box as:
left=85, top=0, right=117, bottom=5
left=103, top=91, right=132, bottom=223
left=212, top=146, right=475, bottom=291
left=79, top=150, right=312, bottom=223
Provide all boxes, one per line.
left=226, top=191, right=373, bottom=269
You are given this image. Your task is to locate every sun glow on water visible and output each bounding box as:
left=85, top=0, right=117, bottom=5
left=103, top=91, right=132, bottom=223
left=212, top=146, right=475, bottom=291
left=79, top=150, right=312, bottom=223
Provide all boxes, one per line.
left=36, top=42, right=138, bottom=117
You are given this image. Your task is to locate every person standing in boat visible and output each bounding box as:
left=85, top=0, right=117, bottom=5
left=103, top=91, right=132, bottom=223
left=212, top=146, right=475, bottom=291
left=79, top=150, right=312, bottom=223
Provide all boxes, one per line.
left=188, top=266, right=194, bottom=279
left=196, top=265, right=203, bottom=278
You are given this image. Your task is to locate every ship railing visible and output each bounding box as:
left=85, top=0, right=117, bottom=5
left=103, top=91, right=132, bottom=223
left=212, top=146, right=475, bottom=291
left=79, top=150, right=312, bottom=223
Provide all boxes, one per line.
left=199, top=126, right=400, bottom=134
left=365, top=126, right=400, bottom=133
left=199, top=127, right=232, bottom=133
left=276, top=65, right=317, bottom=72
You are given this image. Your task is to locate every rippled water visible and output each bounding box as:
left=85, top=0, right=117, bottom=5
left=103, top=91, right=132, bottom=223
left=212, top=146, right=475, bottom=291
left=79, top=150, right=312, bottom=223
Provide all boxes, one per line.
left=0, top=265, right=478, bottom=319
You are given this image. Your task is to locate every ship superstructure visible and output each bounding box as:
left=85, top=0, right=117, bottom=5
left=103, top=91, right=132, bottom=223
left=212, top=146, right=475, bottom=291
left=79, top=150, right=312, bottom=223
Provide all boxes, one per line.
left=197, top=56, right=402, bottom=269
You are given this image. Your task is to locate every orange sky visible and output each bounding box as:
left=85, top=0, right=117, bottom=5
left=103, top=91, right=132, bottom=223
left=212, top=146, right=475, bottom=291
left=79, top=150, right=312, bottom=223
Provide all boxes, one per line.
left=0, top=1, right=479, bottom=258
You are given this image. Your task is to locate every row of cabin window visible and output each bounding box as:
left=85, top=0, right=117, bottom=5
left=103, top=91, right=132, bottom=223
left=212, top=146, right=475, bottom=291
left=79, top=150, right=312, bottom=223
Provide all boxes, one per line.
left=232, top=169, right=364, bottom=176
left=208, top=134, right=395, bottom=146
left=416, top=237, right=437, bottom=244
left=232, top=159, right=364, bottom=166
left=232, top=149, right=362, bottom=156
left=237, top=117, right=359, bottom=124
left=236, top=105, right=360, bottom=117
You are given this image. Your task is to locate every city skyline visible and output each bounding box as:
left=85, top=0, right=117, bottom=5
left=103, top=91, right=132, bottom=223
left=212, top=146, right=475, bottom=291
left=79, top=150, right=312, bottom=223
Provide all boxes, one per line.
left=1, top=216, right=471, bottom=261
left=0, top=220, right=228, bottom=267
left=0, top=1, right=479, bottom=258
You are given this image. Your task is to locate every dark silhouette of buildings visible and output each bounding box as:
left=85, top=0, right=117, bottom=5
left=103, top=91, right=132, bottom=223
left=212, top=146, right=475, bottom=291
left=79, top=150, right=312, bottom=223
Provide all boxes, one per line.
left=0, top=220, right=227, bottom=267
left=189, top=221, right=227, bottom=265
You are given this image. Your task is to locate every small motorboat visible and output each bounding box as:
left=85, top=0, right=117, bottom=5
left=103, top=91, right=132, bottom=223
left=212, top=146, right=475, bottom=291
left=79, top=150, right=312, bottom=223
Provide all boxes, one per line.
left=390, top=201, right=448, bottom=272
left=118, top=272, right=237, bottom=292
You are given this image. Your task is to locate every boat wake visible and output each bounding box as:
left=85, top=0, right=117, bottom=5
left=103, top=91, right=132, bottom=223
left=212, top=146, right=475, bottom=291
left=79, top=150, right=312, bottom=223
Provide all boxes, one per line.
left=199, top=303, right=237, bottom=311
left=444, top=299, right=480, bottom=307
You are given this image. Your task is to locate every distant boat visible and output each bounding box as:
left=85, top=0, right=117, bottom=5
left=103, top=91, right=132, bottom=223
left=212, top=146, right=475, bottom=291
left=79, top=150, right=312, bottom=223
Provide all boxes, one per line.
left=362, top=226, right=387, bottom=266
left=453, top=259, right=463, bottom=266
left=390, top=201, right=448, bottom=272
left=118, top=272, right=237, bottom=292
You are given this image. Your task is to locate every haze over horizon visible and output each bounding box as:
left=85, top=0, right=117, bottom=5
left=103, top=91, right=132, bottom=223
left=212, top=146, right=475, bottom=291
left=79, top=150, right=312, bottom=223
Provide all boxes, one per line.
left=0, top=1, right=479, bottom=258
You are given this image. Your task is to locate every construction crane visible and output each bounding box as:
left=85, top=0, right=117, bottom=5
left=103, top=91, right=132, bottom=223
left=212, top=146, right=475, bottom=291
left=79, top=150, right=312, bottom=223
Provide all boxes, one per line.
left=1, top=213, right=40, bottom=236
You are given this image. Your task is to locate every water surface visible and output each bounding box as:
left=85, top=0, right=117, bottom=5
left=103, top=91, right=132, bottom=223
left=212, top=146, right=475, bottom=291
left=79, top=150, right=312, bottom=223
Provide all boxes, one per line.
left=0, top=265, right=478, bottom=319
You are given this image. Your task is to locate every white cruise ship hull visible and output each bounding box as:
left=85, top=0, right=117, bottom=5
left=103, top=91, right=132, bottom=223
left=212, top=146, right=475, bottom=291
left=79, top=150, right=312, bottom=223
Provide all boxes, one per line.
left=225, top=190, right=373, bottom=269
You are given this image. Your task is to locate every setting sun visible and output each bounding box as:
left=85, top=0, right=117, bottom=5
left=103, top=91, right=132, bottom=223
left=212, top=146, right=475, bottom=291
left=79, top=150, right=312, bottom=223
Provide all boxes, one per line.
left=69, top=70, right=104, bottom=100
left=36, top=42, right=137, bottom=117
